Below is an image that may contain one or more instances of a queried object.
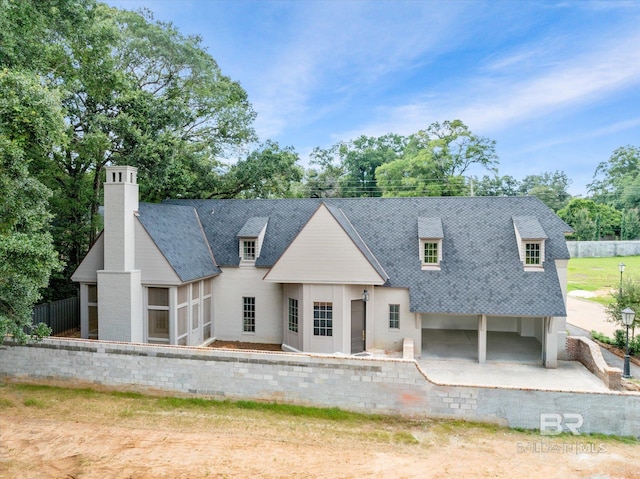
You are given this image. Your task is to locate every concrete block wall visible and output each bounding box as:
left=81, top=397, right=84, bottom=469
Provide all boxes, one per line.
left=1, top=338, right=639, bottom=436
left=567, top=240, right=640, bottom=258
left=566, top=336, right=622, bottom=390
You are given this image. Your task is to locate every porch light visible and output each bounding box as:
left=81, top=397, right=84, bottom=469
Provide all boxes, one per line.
left=621, top=307, right=635, bottom=379
left=362, top=289, right=369, bottom=302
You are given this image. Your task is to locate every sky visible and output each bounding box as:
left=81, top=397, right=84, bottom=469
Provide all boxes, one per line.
left=105, top=0, right=640, bottom=196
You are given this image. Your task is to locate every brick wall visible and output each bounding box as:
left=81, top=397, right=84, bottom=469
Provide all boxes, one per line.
left=566, top=336, right=622, bottom=390
left=1, top=338, right=639, bottom=436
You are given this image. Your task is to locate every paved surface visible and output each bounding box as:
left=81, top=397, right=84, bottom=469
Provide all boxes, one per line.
left=566, top=295, right=618, bottom=337
left=418, top=358, right=611, bottom=392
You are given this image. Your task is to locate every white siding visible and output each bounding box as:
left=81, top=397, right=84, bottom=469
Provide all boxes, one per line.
left=371, top=287, right=420, bottom=355
left=71, top=234, right=104, bottom=283
left=264, top=205, right=385, bottom=285
left=212, top=267, right=283, bottom=344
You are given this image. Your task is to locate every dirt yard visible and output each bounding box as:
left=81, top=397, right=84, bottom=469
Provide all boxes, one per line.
left=1, top=381, right=639, bottom=479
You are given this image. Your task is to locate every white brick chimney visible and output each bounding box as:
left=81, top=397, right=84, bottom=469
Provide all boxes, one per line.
left=97, top=166, right=143, bottom=342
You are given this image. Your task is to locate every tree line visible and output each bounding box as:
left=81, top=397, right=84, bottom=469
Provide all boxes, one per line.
left=1, top=0, right=638, bottom=340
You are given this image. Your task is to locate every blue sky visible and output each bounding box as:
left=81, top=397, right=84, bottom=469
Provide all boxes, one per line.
left=105, top=0, right=640, bottom=196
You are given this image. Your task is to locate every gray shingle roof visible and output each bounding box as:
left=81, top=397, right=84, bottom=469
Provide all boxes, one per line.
left=163, top=196, right=571, bottom=317
left=418, top=217, right=444, bottom=239
left=137, top=203, right=220, bottom=282
left=237, top=216, right=269, bottom=237
left=513, top=216, right=548, bottom=239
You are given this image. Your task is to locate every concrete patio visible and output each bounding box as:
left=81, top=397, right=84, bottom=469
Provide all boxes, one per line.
left=417, top=358, right=611, bottom=392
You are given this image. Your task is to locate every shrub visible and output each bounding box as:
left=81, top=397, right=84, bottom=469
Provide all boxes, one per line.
left=614, top=329, right=627, bottom=349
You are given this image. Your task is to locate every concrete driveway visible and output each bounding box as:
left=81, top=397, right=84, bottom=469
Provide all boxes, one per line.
left=566, top=295, right=618, bottom=337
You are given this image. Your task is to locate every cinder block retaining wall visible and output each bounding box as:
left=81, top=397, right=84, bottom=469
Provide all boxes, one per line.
left=1, top=338, right=639, bottom=436
left=567, top=240, right=640, bottom=258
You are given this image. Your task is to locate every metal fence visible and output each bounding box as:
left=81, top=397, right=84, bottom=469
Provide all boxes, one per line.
left=32, top=296, right=80, bottom=336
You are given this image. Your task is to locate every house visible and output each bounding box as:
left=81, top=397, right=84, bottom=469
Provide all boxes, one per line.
left=72, top=166, right=572, bottom=367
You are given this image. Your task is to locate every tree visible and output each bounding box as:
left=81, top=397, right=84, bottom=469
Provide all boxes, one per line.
left=588, top=145, right=640, bottom=208
left=519, top=171, right=572, bottom=211
left=606, top=278, right=640, bottom=339
left=558, top=198, right=621, bottom=240
left=472, top=175, right=520, bottom=197
left=620, top=209, right=640, bottom=240
left=376, top=120, right=498, bottom=197
left=0, top=70, right=64, bottom=341
left=2, top=1, right=257, bottom=299
left=211, top=141, right=303, bottom=199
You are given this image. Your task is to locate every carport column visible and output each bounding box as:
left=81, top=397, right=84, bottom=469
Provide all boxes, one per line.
left=543, top=316, right=558, bottom=369
left=478, top=314, right=487, bottom=363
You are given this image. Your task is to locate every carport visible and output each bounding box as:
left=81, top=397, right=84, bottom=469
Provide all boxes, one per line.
left=420, top=314, right=545, bottom=364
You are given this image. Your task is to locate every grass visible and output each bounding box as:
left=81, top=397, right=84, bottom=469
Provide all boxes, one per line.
left=2, top=383, right=637, bottom=445
left=568, top=256, right=640, bottom=305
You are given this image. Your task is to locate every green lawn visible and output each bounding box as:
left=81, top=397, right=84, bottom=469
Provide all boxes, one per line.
left=568, top=255, right=640, bottom=305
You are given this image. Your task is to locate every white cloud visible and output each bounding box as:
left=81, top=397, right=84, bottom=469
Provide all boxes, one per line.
left=343, top=23, right=640, bottom=139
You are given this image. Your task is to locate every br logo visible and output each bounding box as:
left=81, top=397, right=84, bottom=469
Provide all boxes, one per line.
left=539, top=413, right=584, bottom=435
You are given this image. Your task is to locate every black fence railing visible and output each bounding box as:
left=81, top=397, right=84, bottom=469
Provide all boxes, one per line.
left=32, top=296, right=80, bottom=336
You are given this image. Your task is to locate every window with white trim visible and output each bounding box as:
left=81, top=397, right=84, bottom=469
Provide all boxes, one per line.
left=87, top=284, right=98, bottom=339
left=389, top=304, right=400, bottom=329
left=313, top=302, right=333, bottom=337
left=242, top=240, right=256, bottom=261
left=243, top=297, right=255, bottom=333
left=420, top=239, right=442, bottom=269
left=288, top=298, right=298, bottom=333
left=525, top=242, right=542, bottom=266
left=148, top=287, right=169, bottom=342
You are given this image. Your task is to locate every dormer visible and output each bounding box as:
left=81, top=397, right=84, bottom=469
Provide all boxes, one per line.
left=237, top=217, right=269, bottom=267
left=513, top=216, right=547, bottom=271
left=418, top=217, right=443, bottom=271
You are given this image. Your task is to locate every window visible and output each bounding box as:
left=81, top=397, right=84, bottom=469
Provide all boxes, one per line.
left=525, top=242, right=541, bottom=265
left=87, top=284, right=98, bottom=339
left=243, top=297, right=255, bottom=333
left=148, top=287, right=169, bottom=341
left=389, top=304, right=400, bottom=329
left=313, top=302, right=333, bottom=337
left=288, top=298, right=298, bottom=333
left=242, top=240, right=256, bottom=261
left=423, top=242, right=439, bottom=264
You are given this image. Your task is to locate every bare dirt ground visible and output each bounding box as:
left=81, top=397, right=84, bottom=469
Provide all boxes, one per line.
left=1, top=382, right=639, bottom=479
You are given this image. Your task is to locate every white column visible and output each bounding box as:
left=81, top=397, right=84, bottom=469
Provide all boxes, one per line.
left=543, top=316, right=558, bottom=368
left=478, top=314, right=487, bottom=363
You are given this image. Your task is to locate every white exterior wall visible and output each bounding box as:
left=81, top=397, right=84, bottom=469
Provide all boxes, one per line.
left=103, top=166, right=138, bottom=271
left=371, top=287, right=420, bottom=355
left=212, top=267, right=282, bottom=343
left=97, top=270, right=143, bottom=342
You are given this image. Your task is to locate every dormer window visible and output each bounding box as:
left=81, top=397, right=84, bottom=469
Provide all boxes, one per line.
left=242, top=240, right=256, bottom=261
left=513, top=216, right=547, bottom=271
left=423, top=241, right=439, bottom=265
left=418, top=217, right=443, bottom=270
left=237, top=216, right=269, bottom=267
left=525, top=242, right=542, bottom=266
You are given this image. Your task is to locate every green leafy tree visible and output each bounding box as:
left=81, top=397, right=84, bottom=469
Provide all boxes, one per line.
left=588, top=145, right=640, bottom=208
left=620, top=209, right=640, bottom=240
left=376, top=120, right=498, bottom=197
left=606, top=278, right=640, bottom=340
left=519, top=171, right=572, bottom=211
left=472, top=175, right=520, bottom=196
left=2, top=1, right=257, bottom=299
left=211, top=141, right=303, bottom=199
left=0, top=69, right=64, bottom=341
left=558, top=198, right=621, bottom=240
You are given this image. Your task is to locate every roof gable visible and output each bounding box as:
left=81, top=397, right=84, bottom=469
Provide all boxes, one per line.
left=263, top=203, right=387, bottom=284
left=137, top=203, right=220, bottom=283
